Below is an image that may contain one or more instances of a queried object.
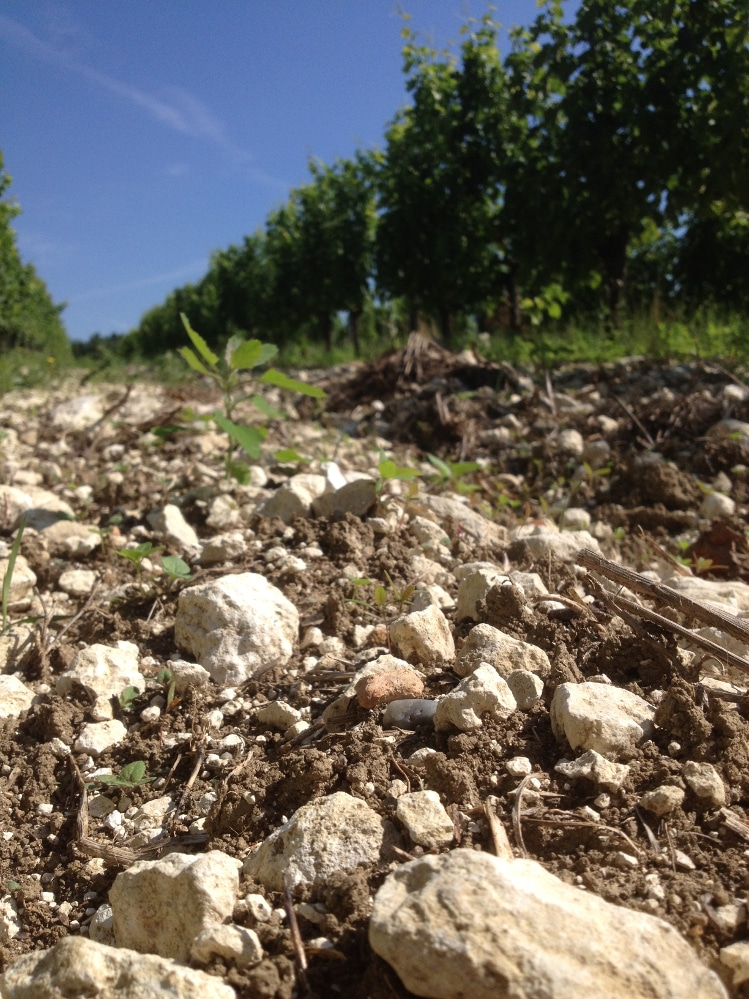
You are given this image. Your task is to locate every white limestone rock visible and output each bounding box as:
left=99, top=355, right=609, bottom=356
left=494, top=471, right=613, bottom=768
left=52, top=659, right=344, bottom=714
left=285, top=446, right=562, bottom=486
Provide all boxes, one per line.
left=518, top=529, right=602, bottom=563
left=50, top=393, right=106, bottom=430
left=455, top=565, right=505, bottom=622
left=0, top=554, right=36, bottom=610
left=455, top=623, right=550, bottom=679
left=110, top=850, right=239, bottom=962
left=369, top=850, right=726, bottom=999
left=558, top=506, right=591, bottom=530
left=551, top=682, right=656, bottom=757
left=0, top=675, right=35, bottom=720
left=0, top=485, right=32, bottom=529
left=557, top=427, right=585, bottom=456
left=639, top=785, right=686, bottom=816
left=311, top=477, right=377, bottom=519
left=388, top=604, right=455, bottom=665
left=721, top=941, right=749, bottom=986
left=73, top=719, right=128, bottom=756
left=396, top=790, right=454, bottom=849
left=41, top=520, right=102, bottom=556
left=17, top=486, right=75, bottom=530
left=257, top=473, right=327, bottom=523
left=175, top=572, right=298, bottom=685
left=0, top=935, right=236, bottom=999
left=243, top=791, right=391, bottom=891
left=506, top=669, right=545, bottom=709
left=0, top=624, right=34, bottom=672
left=168, top=659, right=212, bottom=693
left=255, top=700, right=301, bottom=729
left=700, top=491, right=736, bottom=519
left=421, top=493, right=507, bottom=544
left=555, top=749, right=629, bottom=790
left=190, top=924, right=263, bottom=967
left=682, top=761, right=726, bottom=809
left=57, top=568, right=97, bottom=596
left=147, top=503, right=200, bottom=552
left=660, top=573, right=749, bottom=612
left=0, top=895, right=21, bottom=943
left=434, top=664, right=517, bottom=732
left=88, top=903, right=115, bottom=945
left=199, top=530, right=247, bottom=565
left=56, top=640, right=144, bottom=702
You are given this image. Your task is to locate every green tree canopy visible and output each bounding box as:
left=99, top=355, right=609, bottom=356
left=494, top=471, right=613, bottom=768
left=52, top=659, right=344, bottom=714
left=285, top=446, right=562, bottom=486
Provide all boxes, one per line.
left=0, top=152, right=69, bottom=359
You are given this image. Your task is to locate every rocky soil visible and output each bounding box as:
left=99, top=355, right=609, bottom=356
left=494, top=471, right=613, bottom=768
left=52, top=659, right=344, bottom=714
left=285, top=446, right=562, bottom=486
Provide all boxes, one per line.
left=2, top=337, right=749, bottom=996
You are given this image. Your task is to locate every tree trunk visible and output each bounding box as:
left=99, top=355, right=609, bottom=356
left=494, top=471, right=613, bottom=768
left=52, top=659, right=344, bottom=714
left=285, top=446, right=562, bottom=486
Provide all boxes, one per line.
left=348, top=309, right=362, bottom=357
left=598, top=229, right=629, bottom=330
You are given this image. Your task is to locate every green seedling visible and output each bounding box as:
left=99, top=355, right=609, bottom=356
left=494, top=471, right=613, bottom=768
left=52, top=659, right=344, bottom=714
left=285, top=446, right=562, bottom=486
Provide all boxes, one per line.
left=1, top=514, right=26, bottom=635
left=347, top=571, right=416, bottom=621
left=119, top=685, right=141, bottom=712
left=426, top=453, right=481, bottom=494
left=156, top=667, right=177, bottom=712
left=179, top=313, right=326, bottom=482
left=161, top=555, right=191, bottom=581
left=115, top=541, right=164, bottom=586
left=90, top=760, right=155, bottom=790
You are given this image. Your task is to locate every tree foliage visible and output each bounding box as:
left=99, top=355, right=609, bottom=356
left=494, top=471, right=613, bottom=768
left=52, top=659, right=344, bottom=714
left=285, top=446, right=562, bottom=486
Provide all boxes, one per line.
left=0, top=152, right=69, bottom=359
left=126, top=1, right=749, bottom=357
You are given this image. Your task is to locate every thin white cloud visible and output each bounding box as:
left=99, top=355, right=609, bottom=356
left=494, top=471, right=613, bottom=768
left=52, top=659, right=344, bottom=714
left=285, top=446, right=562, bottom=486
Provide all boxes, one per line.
left=165, top=162, right=190, bottom=178
left=67, top=260, right=207, bottom=303
left=0, top=13, right=252, bottom=163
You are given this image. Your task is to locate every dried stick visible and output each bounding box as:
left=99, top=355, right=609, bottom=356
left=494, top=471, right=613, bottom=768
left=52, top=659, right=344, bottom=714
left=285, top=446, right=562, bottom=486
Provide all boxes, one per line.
left=577, top=548, right=749, bottom=648
left=511, top=774, right=534, bottom=858
left=484, top=796, right=514, bottom=860
left=588, top=576, right=749, bottom=676
left=283, top=873, right=311, bottom=998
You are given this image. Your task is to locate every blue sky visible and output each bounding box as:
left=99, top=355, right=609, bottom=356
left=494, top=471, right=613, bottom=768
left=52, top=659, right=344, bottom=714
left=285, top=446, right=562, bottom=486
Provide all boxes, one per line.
left=2, top=1, right=545, bottom=342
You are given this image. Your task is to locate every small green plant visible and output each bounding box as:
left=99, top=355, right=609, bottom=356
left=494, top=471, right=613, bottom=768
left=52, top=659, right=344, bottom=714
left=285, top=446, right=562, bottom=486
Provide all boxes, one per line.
left=178, top=314, right=326, bottom=482
left=161, top=555, right=191, bottom=581
left=1, top=515, right=27, bottom=635
left=90, top=760, right=155, bottom=790
left=115, top=543, right=191, bottom=588
left=347, top=571, right=416, bottom=621
left=426, top=454, right=481, bottom=494
left=119, top=685, right=141, bottom=712
left=115, top=541, right=163, bottom=586
left=156, top=667, right=177, bottom=712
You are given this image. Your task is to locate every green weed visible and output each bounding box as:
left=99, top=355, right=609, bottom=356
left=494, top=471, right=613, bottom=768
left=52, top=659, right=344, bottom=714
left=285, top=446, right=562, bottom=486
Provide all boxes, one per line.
left=179, top=313, right=326, bottom=482
left=1, top=515, right=27, bottom=635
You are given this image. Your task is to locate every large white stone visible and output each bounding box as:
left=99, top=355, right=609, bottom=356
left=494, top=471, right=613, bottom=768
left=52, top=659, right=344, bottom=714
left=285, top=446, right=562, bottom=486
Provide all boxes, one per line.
left=0, top=675, right=35, bottom=720
left=56, top=640, right=144, bottom=702
left=455, top=565, right=505, bottom=622
left=73, top=719, right=128, bottom=756
left=147, top=504, right=200, bottom=551
left=190, top=924, right=263, bottom=967
left=110, top=850, right=239, bottom=962
left=518, top=529, right=602, bottom=562
left=369, top=850, right=726, bottom=999
left=551, top=682, right=656, bottom=757
left=396, top=790, right=454, bottom=849
left=421, top=494, right=507, bottom=544
left=15, top=486, right=75, bottom=530
left=0, top=554, right=36, bottom=610
left=243, top=791, right=390, bottom=891
left=175, top=572, right=299, bottom=685
left=311, top=478, right=378, bottom=519
left=256, top=473, right=327, bottom=523
left=662, top=573, right=749, bottom=612
left=434, top=664, right=517, bottom=732
left=50, top=393, right=106, bottom=430
left=0, top=935, right=236, bottom=999
left=388, top=604, right=455, bottom=665
left=682, top=761, right=726, bottom=808
left=41, top=520, right=101, bottom=556
left=455, top=623, right=550, bottom=679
